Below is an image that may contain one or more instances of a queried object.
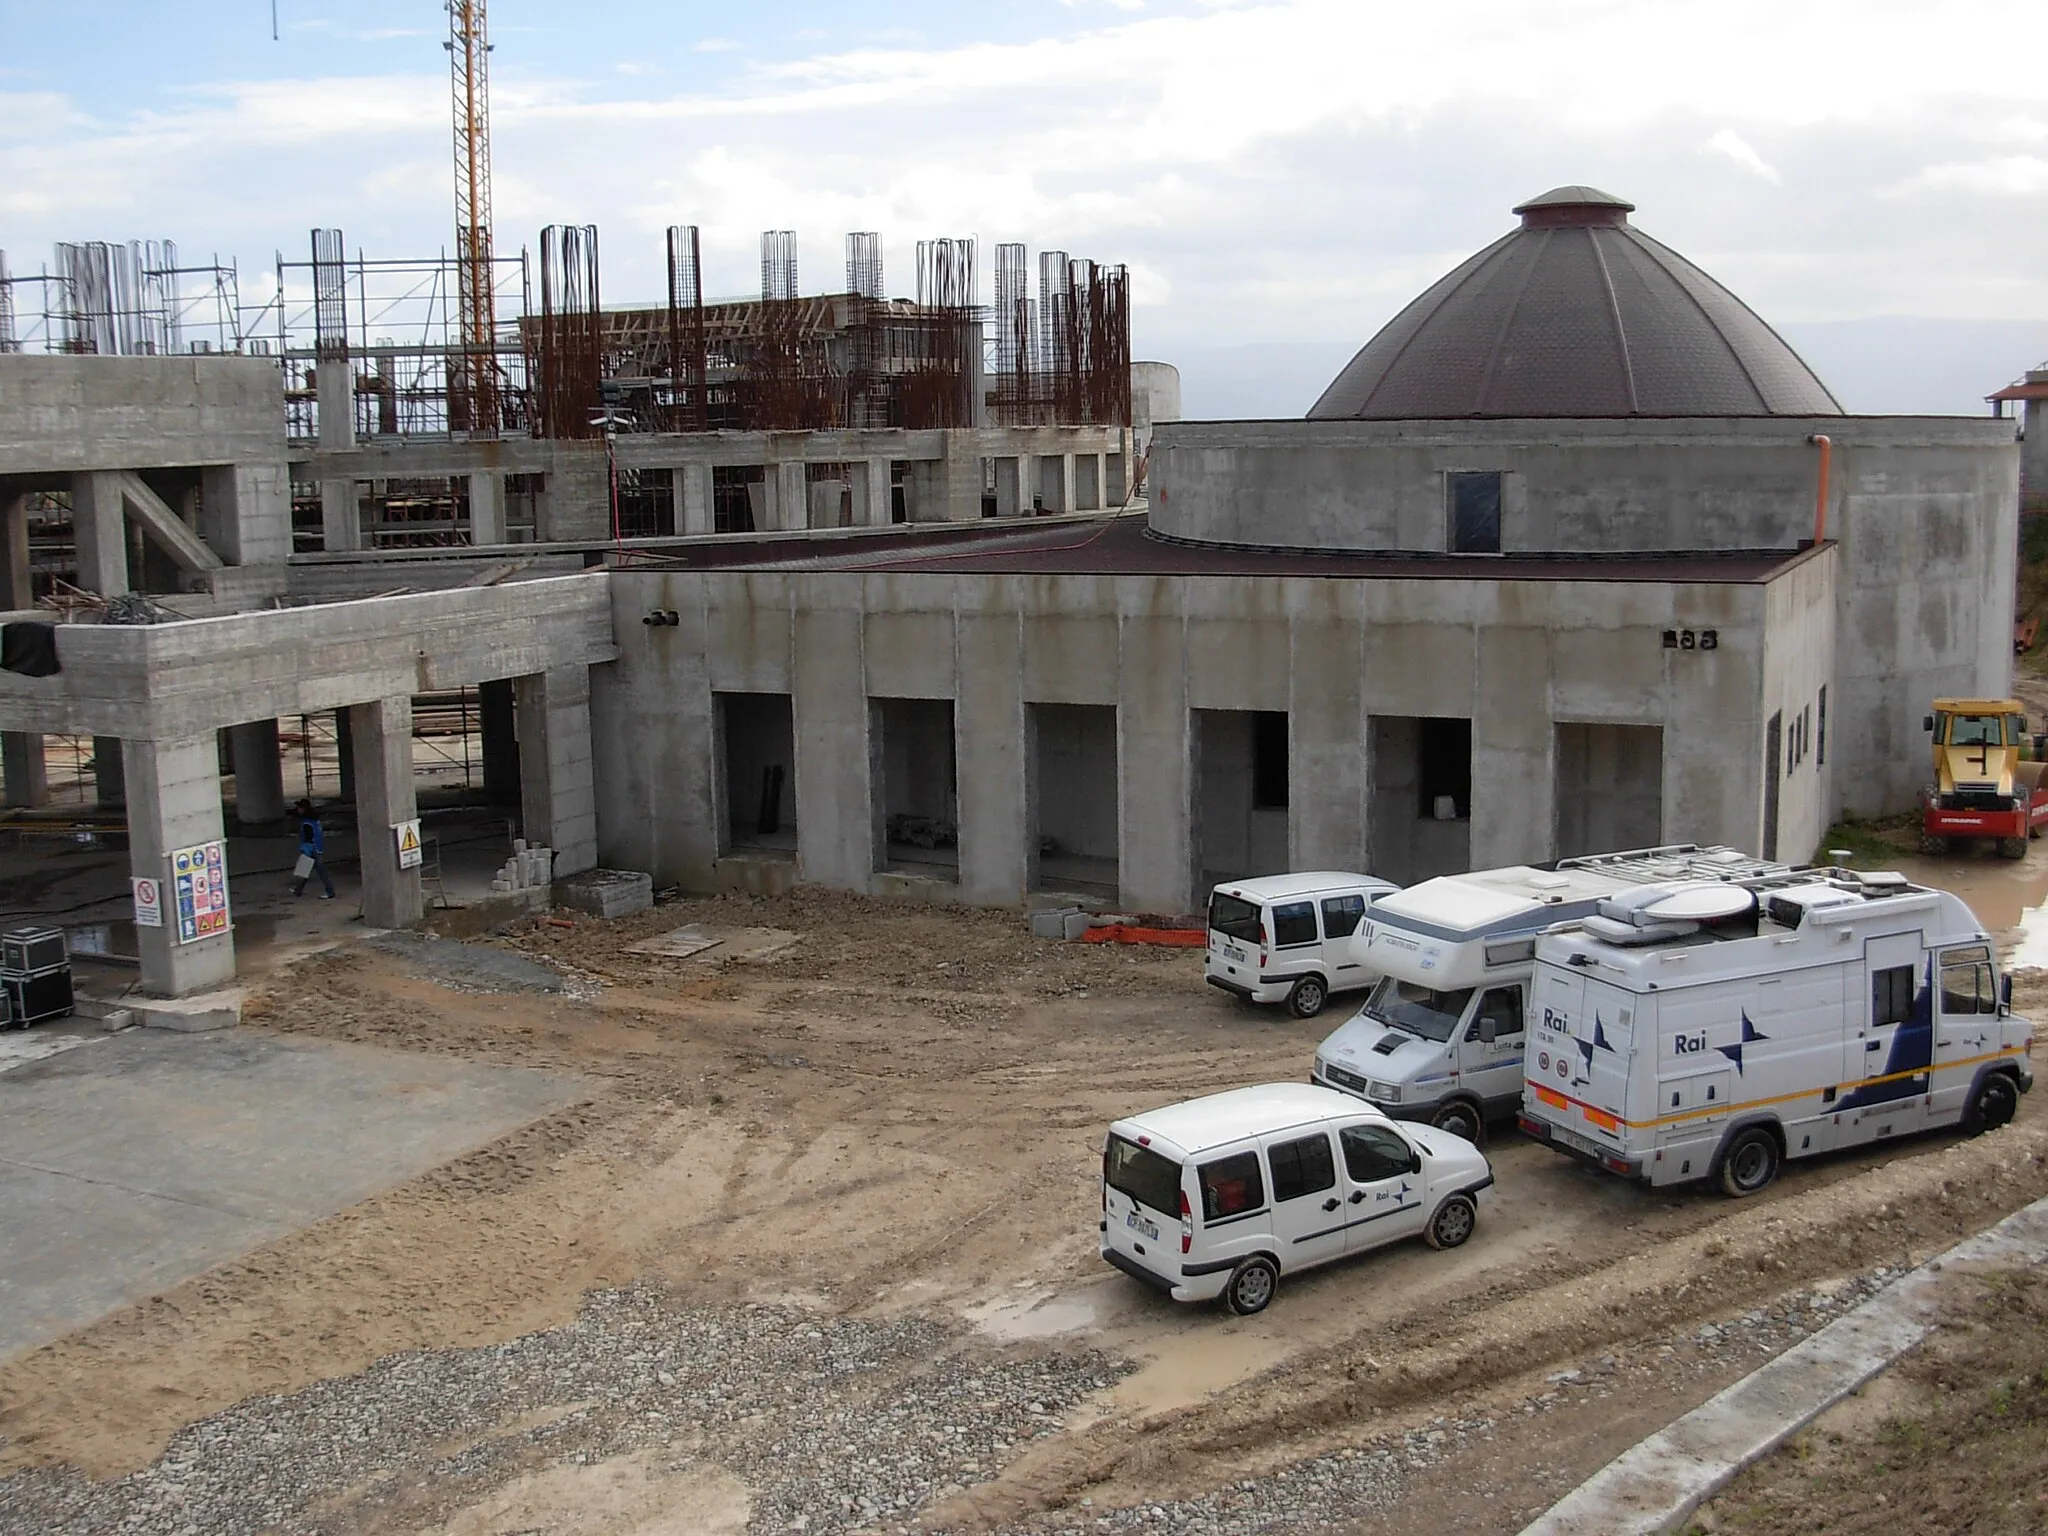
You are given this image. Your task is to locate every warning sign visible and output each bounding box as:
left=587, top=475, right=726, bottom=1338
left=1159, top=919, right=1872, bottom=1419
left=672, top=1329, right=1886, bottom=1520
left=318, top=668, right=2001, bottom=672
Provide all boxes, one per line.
left=395, top=819, right=423, bottom=870
left=171, top=839, right=231, bottom=944
left=132, top=877, right=162, bottom=928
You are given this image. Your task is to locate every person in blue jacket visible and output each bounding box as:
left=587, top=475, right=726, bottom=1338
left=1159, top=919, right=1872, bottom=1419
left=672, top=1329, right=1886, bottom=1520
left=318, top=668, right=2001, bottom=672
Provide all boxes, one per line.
left=291, top=798, right=335, bottom=899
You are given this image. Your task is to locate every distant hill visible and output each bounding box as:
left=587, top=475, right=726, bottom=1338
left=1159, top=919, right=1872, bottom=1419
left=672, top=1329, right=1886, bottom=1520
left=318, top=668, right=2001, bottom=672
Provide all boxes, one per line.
left=1161, top=320, right=2048, bottom=423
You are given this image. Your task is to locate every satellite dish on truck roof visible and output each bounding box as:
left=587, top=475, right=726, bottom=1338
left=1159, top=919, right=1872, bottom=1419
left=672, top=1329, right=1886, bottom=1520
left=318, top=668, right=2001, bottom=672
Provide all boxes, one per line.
left=1640, top=884, right=1756, bottom=923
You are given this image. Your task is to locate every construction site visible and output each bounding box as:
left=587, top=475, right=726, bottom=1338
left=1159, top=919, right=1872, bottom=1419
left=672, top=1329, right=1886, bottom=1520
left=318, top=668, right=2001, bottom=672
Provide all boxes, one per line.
left=2, top=4, right=2047, bottom=1535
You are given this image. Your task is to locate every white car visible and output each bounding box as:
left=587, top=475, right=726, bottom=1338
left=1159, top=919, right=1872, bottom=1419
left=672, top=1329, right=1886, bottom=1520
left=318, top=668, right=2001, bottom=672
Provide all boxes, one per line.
left=1204, top=872, right=1400, bottom=1018
left=1099, top=1083, right=1493, bottom=1315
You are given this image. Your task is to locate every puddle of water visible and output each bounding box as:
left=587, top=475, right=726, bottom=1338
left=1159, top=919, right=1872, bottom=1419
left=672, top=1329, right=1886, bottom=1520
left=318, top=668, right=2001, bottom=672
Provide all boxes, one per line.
left=967, top=1287, right=1114, bottom=1343
left=1103, top=1328, right=1292, bottom=1418
left=1828, top=848, right=2048, bottom=967
left=66, top=914, right=285, bottom=964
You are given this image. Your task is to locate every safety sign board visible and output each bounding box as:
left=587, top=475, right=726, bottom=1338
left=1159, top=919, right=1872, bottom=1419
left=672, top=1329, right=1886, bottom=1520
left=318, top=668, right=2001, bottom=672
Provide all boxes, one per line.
left=396, top=819, right=423, bottom=870
left=132, top=877, right=163, bottom=929
left=171, top=839, right=231, bottom=944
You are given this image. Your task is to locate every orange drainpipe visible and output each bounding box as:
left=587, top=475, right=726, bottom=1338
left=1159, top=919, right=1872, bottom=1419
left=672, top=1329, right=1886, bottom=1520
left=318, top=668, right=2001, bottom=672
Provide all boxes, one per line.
left=1807, top=434, right=1832, bottom=544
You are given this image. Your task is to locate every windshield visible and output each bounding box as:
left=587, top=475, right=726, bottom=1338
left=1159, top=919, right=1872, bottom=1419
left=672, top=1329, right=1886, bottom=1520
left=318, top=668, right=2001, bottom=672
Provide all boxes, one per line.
left=1104, top=1134, right=1183, bottom=1217
left=1208, top=892, right=1263, bottom=943
left=1363, top=977, right=1475, bottom=1043
left=1944, top=714, right=2009, bottom=747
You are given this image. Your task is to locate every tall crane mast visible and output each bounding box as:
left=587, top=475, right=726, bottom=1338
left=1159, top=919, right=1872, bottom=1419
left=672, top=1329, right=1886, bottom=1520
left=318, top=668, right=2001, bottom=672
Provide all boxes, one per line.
left=447, top=0, right=497, bottom=434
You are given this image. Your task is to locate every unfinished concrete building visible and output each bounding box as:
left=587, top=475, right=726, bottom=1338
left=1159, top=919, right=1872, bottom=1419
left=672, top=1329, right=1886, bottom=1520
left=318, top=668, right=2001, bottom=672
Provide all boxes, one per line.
left=0, top=186, right=2020, bottom=1001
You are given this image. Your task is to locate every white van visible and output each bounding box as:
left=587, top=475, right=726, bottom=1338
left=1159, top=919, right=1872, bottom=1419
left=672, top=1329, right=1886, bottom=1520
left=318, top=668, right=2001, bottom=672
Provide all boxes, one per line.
left=1206, top=872, right=1401, bottom=1018
left=1519, top=871, right=2036, bottom=1195
left=1099, top=1082, right=1493, bottom=1315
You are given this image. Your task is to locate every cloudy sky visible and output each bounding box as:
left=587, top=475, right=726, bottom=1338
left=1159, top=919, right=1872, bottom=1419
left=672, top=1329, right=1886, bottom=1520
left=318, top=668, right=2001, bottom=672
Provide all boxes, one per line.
left=6, top=0, right=2048, bottom=412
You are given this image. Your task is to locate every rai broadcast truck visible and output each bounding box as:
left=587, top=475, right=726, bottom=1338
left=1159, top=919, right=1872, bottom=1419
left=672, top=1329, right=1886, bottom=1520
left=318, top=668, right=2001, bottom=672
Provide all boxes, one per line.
left=1310, top=845, right=1787, bottom=1142
left=1517, top=868, right=2035, bottom=1195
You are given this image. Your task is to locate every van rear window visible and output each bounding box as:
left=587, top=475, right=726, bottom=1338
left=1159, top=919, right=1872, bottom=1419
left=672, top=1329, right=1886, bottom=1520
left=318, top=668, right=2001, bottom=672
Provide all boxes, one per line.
left=1199, top=1151, right=1265, bottom=1220
left=1208, top=892, right=1262, bottom=942
left=1105, top=1135, right=1183, bottom=1218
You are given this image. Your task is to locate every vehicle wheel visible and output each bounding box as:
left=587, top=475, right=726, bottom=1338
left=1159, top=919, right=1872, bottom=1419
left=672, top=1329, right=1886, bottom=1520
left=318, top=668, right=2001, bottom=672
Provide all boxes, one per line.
left=1425, top=1193, right=1477, bottom=1250
left=1919, top=830, right=1947, bottom=855
left=1222, top=1255, right=1278, bottom=1316
left=1999, top=836, right=2028, bottom=860
left=1430, top=1099, right=1484, bottom=1144
left=1717, top=1127, right=1781, bottom=1198
left=1965, top=1073, right=2020, bottom=1135
left=1286, top=975, right=1328, bottom=1019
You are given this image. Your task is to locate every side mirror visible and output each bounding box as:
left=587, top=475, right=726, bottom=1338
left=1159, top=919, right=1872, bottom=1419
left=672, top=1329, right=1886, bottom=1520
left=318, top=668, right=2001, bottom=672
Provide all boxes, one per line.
left=1408, top=1151, right=1423, bottom=1174
left=1478, top=1017, right=1498, bottom=1044
left=2002, top=974, right=2014, bottom=1012
left=1923, top=715, right=1935, bottom=733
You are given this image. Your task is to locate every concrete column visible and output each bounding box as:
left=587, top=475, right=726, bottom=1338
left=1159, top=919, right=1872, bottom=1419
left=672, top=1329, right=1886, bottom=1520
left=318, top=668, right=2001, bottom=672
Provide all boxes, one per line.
left=3, top=734, right=48, bottom=808
left=1288, top=609, right=1369, bottom=874
left=1118, top=601, right=1195, bottom=912
left=334, top=707, right=355, bottom=802
left=128, top=734, right=236, bottom=997
left=348, top=695, right=422, bottom=927
left=468, top=471, right=506, bottom=546
left=514, top=666, right=598, bottom=877
left=317, top=359, right=356, bottom=451
left=775, top=461, right=808, bottom=532
left=69, top=471, right=129, bottom=595
left=93, top=737, right=125, bottom=808
left=791, top=596, right=874, bottom=889
left=1089, top=452, right=1108, bottom=511
left=956, top=605, right=1029, bottom=902
left=1018, top=455, right=1040, bottom=514
left=677, top=464, right=713, bottom=536
left=1470, top=627, right=1555, bottom=868
left=198, top=464, right=287, bottom=568
left=229, top=719, right=287, bottom=827
left=1043, top=454, right=1077, bottom=514
left=853, top=458, right=892, bottom=528
left=478, top=679, right=519, bottom=802
left=2, top=492, right=33, bottom=608
left=319, top=480, right=361, bottom=553
left=589, top=581, right=719, bottom=884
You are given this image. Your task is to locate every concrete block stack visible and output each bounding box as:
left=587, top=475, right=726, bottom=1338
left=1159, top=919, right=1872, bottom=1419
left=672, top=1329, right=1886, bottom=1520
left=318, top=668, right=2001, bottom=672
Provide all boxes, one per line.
left=490, top=839, right=555, bottom=902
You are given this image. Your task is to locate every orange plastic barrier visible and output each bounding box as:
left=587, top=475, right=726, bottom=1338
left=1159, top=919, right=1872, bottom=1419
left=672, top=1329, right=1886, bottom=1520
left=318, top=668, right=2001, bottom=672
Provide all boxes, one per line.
left=1079, top=924, right=1206, bottom=947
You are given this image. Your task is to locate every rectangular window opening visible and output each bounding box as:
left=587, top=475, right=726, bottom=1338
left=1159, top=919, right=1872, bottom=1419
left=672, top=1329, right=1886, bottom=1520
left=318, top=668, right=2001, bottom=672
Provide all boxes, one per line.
left=1447, top=471, right=1503, bottom=554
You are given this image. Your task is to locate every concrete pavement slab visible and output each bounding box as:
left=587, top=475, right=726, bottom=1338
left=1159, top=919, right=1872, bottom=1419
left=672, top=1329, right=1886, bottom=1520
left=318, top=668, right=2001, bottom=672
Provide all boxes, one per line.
left=0, top=1026, right=578, bottom=1360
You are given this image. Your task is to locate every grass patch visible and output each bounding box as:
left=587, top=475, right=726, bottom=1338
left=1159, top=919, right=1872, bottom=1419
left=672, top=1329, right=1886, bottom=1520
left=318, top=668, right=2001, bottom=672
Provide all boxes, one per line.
left=1691, top=1267, right=2048, bottom=1534
left=1815, top=815, right=1918, bottom=868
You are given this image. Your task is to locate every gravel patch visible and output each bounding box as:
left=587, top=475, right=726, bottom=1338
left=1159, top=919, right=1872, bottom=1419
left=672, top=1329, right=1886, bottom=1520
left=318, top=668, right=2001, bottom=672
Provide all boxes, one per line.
left=0, top=1288, right=1126, bottom=1536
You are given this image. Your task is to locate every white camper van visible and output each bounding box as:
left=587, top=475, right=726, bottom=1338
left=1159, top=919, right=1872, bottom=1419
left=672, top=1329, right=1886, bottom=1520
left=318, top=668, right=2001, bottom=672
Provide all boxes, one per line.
left=1100, top=1082, right=1492, bottom=1315
left=1312, top=846, right=1786, bottom=1141
left=1518, top=871, right=2035, bottom=1195
left=1205, top=872, right=1402, bottom=1018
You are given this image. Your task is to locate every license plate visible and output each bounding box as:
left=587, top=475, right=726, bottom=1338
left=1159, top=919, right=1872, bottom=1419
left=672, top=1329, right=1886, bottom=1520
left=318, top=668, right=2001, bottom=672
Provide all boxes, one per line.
left=1223, top=943, right=1246, bottom=962
left=1125, top=1210, right=1161, bottom=1241
left=1552, top=1126, right=1602, bottom=1159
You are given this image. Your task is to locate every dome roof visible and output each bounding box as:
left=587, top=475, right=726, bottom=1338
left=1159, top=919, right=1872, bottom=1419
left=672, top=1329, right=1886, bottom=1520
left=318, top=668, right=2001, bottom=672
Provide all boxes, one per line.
left=1308, top=187, right=1842, bottom=420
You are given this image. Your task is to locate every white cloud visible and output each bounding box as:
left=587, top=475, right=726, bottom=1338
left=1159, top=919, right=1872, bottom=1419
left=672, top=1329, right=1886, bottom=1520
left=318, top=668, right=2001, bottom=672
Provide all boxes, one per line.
left=1706, top=128, right=1780, bottom=183
left=9, top=0, right=2048, bottom=352
left=1891, top=155, right=2048, bottom=198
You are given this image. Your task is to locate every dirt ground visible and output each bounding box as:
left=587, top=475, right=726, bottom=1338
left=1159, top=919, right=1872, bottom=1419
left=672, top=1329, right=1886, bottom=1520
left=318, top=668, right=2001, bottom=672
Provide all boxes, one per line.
left=1, top=887, right=2046, bottom=1532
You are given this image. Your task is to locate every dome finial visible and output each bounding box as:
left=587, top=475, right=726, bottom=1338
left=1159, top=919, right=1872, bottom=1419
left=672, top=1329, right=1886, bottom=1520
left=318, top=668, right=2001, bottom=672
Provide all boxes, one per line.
left=1512, top=185, right=1635, bottom=228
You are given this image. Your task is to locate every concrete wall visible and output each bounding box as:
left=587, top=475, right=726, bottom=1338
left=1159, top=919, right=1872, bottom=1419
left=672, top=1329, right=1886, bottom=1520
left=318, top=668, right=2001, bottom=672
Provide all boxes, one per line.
left=1194, top=710, right=1288, bottom=883
left=0, top=573, right=616, bottom=740
left=0, top=355, right=285, bottom=477
left=1555, top=723, right=1665, bottom=859
left=1761, top=544, right=1840, bottom=857
left=593, top=562, right=1800, bottom=910
left=1149, top=416, right=2016, bottom=558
